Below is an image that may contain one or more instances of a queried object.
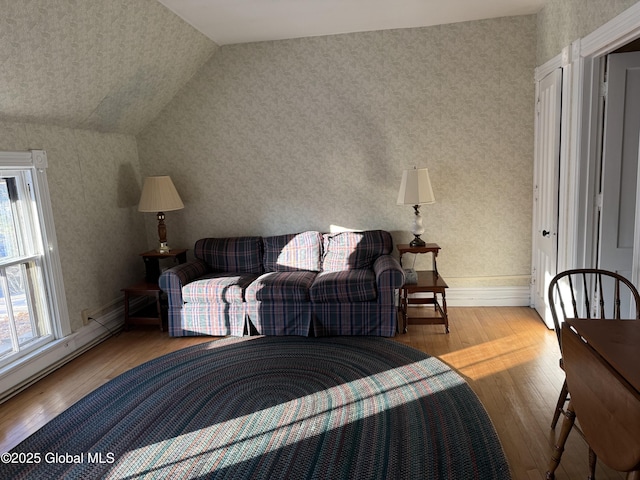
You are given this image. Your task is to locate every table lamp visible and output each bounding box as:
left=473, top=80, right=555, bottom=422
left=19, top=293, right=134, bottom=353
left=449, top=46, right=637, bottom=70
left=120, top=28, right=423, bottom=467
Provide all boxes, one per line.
left=397, top=166, right=435, bottom=247
left=138, top=175, right=184, bottom=253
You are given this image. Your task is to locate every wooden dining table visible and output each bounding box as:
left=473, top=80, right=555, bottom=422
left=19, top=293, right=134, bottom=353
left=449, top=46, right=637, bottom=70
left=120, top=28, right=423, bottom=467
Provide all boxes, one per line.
left=546, top=319, right=640, bottom=479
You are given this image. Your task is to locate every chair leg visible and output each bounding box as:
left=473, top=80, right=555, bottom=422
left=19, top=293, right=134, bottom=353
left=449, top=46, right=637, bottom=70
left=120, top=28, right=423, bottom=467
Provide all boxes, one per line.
left=546, top=401, right=576, bottom=480
left=551, top=378, right=569, bottom=429
left=587, top=447, right=597, bottom=480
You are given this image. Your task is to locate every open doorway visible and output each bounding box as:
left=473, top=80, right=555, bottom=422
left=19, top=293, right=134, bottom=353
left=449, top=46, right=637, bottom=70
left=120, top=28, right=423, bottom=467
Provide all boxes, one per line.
left=595, top=50, right=640, bottom=318
left=533, top=4, right=640, bottom=327
left=572, top=6, right=640, bottom=318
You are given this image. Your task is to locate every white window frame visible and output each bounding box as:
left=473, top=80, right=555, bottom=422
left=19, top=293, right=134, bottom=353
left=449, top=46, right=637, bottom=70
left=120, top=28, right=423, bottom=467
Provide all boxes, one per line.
left=0, top=151, right=70, bottom=361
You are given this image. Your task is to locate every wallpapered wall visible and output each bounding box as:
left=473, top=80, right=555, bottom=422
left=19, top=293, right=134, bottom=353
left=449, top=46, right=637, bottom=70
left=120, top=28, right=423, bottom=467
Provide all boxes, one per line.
left=0, top=121, right=147, bottom=332
left=137, top=16, right=537, bottom=288
left=0, top=2, right=636, bottom=333
left=537, top=0, right=640, bottom=64
left=0, top=0, right=217, bottom=333
left=0, top=0, right=217, bottom=134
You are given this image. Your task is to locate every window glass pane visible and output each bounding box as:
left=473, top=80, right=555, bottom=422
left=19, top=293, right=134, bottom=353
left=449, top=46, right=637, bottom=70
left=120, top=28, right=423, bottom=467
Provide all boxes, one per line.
left=0, top=302, right=12, bottom=357
left=9, top=264, right=35, bottom=346
left=0, top=179, right=19, bottom=259
left=0, top=169, right=53, bottom=366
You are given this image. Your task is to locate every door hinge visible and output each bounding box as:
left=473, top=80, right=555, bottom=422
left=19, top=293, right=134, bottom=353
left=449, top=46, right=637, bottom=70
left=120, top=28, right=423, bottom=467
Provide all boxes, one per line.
left=600, top=80, right=608, bottom=99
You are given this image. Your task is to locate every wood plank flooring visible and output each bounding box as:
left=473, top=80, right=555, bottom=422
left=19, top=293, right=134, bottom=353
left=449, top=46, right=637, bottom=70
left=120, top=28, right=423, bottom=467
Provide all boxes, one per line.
left=0, top=307, right=626, bottom=479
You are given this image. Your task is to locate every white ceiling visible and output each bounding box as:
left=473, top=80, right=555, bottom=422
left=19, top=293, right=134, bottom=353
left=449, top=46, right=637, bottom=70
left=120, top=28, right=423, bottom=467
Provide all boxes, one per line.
left=158, top=0, right=546, bottom=46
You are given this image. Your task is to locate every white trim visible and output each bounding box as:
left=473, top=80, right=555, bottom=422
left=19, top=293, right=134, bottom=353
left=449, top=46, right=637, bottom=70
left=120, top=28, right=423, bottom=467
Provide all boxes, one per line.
left=0, top=151, right=71, bottom=338
left=0, top=296, right=137, bottom=403
left=535, top=51, right=563, bottom=82
left=411, top=286, right=530, bottom=307
left=557, top=45, right=579, bottom=273
left=570, top=4, right=640, bottom=274
left=30, top=150, right=71, bottom=337
left=580, top=2, right=640, bottom=57
left=0, top=151, right=34, bottom=166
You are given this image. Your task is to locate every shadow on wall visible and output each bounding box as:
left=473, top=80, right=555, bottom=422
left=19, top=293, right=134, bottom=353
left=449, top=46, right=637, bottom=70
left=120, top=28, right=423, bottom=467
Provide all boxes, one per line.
left=117, top=163, right=142, bottom=208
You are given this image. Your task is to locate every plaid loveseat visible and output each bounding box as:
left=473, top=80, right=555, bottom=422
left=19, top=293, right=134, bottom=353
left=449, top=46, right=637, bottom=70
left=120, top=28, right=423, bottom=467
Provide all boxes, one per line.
left=159, top=230, right=405, bottom=337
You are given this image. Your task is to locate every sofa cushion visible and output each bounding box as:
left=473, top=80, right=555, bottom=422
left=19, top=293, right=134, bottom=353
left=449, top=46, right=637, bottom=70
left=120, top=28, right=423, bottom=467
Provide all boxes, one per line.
left=322, top=230, right=393, bottom=272
left=182, top=272, right=259, bottom=303
left=263, top=231, right=322, bottom=272
left=245, top=271, right=316, bottom=302
left=194, top=237, right=263, bottom=274
left=310, top=269, right=377, bottom=303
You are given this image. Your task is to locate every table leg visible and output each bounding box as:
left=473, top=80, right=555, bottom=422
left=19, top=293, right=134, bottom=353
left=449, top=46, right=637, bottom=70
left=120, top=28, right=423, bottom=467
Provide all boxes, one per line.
left=441, top=291, right=449, bottom=333
left=402, top=288, right=408, bottom=333
left=155, top=291, right=163, bottom=332
left=546, top=401, right=576, bottom=480
left=123, top=291, right=130, bottom=331
left=587, top=447, right=597, bottom=480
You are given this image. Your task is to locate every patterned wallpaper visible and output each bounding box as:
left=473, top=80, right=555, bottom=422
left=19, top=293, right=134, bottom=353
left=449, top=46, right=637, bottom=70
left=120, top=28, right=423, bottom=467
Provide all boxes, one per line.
left=537, top=0, right=639, bottom=64
left=0, top=2, right=636, bottom=331
left=0, top=0, right=217, bottom=134
left=0, top=120, right=148, bottom=332
left=137, top=16, right=537, bottom=288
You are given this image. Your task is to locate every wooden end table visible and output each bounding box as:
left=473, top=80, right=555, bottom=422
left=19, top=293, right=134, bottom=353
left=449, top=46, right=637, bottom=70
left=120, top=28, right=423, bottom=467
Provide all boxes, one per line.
left=121, top=248, right=188, bottom=331
left=140, top=248, right=188, bottom=283
left=122, top=281, right=165, bottom=331
left=397, top=243, right=449, bottom=334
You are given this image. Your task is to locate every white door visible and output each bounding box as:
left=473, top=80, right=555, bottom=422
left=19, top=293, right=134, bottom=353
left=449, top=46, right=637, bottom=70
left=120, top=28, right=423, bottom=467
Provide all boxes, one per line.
left=532, top=68, right=562, bottom=328
left=597, top=52, right=640, bottom=318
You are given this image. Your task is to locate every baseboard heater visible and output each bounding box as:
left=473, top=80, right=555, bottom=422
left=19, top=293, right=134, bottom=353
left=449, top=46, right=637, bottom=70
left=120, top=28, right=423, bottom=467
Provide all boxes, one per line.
left=0, top=295, right=146, bottom=404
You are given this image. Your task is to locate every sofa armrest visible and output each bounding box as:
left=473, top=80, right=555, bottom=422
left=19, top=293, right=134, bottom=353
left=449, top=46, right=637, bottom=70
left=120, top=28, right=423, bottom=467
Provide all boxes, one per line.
left=159, top=259, right=210, bottom=306
left=373, top=255, right=405, bottom=291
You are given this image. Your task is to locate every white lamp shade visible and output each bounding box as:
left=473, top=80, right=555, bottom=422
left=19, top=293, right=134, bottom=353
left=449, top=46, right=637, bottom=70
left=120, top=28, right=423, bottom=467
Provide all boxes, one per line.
left=397, top=167, right=435, bottom=205
left=138, top=176, right=184, bottom=212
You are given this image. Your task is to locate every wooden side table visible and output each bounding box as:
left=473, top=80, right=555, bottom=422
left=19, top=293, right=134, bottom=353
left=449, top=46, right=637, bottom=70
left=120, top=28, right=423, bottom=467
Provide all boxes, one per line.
left=122, top=281, right=165, bottom=331
left=397, top=243, right=449, bottom=334
left=140, top=248, right=188, bottom=283
left=122, top=248, right=188, bottom=331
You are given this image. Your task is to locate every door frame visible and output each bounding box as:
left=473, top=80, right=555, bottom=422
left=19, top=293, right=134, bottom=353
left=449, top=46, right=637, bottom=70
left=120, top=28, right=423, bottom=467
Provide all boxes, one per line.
left=531, top=60, right=563, bottom=327
left=561, top=3, right=640, bottom=275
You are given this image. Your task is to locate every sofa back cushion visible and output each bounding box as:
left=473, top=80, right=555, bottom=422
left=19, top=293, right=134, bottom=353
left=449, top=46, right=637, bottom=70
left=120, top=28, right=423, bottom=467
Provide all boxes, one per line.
left=322, top=230, right=392, bottom=272
left=194, top=237, right=264, bottom=274
left=263, top=231, right=323, bottom=272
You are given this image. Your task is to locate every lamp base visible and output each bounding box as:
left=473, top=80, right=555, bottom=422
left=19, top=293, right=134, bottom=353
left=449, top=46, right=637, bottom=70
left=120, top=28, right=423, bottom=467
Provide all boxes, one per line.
left=410, top=236, right=426, bottom=248
left=157, top=242, right=171, bottom=254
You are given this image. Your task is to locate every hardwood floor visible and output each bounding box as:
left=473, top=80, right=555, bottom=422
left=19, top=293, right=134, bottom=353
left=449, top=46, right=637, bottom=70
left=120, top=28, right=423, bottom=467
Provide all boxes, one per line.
left=0, top=307, right=625, bottom=479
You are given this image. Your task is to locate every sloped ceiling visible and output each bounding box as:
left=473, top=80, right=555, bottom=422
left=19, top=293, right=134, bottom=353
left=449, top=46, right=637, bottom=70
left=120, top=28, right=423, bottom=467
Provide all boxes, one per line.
left=0, top=0, right=217, bottom=135
left=0, top=0, right=545, bottom=135
left=158, top=0, right=545, bottom=45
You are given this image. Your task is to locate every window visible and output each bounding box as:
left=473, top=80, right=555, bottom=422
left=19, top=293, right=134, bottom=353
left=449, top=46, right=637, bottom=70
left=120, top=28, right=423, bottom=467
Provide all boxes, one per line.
left=0, top=151, right=69, bottom=371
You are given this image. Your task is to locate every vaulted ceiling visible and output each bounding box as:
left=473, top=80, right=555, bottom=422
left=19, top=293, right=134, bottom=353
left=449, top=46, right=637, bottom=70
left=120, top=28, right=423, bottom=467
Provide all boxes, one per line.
left=0, top=0, right=217, bottom=134
left=0, top=0, right=544, bottom=135
left=159, top=0, right=545, bottom=45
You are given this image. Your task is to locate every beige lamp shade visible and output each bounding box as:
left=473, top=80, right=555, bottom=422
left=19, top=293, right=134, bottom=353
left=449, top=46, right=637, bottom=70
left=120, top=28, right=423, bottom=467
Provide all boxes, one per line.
left=397, top=167, right=435, bottom=206
left=138, top=176, right=184, bottom=253
left=397, top=167, right=435, bottom=247
left=138, top=176, right=184, bottom=212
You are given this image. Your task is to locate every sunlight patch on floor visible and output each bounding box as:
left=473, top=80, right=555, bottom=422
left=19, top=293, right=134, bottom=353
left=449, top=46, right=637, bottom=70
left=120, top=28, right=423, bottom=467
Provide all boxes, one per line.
left=440, top=333, right=540, bottom=380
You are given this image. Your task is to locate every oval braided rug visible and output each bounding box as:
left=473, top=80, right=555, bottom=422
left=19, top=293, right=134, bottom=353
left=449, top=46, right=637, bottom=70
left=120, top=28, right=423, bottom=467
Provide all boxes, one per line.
left=4, top=336, right=511, bottom=479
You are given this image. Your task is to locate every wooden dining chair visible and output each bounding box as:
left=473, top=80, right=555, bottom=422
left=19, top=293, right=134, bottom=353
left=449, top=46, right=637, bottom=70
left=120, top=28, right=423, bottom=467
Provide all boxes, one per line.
left=547, top=268, right=640, bottom=428
left=546, top=268, right=640, bottom=479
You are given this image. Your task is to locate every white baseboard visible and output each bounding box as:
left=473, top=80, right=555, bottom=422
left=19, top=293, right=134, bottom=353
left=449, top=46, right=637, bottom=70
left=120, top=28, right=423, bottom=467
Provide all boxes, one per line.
left=0, top=296, right=143, bottom=404
left=411, top=286, right=530, bottom=307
